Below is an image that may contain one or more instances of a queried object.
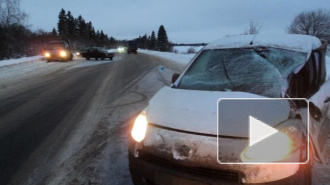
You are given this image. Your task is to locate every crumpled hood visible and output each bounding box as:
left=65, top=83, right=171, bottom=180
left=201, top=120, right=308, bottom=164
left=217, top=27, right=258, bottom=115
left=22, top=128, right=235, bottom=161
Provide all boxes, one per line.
left=146, top=86, right=290, bottom=137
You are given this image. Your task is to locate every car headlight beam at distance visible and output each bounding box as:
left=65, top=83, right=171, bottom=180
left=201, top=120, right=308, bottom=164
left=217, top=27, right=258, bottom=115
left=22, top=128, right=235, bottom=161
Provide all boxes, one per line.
left=131, top=112, right=148, bottom=142
left=60, top=51, right=67, bottom=57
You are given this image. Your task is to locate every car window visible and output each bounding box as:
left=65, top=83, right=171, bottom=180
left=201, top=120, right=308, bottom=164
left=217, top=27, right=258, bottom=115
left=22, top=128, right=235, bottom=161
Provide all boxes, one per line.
left=178, top=48, right=306, bottom=98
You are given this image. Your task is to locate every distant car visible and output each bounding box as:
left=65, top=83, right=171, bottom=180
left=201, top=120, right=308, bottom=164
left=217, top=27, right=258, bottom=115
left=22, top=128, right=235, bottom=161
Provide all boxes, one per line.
left=81, top=47, right=114, bottom=61
left=44, top=40, right=73, bottom=62
left=129, top=34, right=329, bottom=185
left=127, top=41, right=138, bottom=54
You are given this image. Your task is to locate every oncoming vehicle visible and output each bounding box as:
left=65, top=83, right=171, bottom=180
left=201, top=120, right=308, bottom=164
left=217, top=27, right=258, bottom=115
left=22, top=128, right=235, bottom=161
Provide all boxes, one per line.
left=81, top=47, right=114, bottom=61
left=128, top=34, right=330, bottom=184
left=44, top=40, right=73, bottom=62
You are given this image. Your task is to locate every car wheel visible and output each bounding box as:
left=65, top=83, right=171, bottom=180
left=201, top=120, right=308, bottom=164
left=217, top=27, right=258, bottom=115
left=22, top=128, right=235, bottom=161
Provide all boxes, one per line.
left=86, top=57, right=90, bottom=60
left=110, top=57, right=113, bottom=61
left=46, top=59, right=51, bottom=62
left=95, top=58, right=98, bottom=60
left=129, top=153, right=146, bottom=185
left=101, top=57, right=105, bottom=60
left=292, top=146, right=313, bottom=185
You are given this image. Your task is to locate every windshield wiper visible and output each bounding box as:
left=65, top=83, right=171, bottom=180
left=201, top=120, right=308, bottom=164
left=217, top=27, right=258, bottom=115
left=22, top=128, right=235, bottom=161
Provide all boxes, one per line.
left=221, top=60, right=236, bottom=90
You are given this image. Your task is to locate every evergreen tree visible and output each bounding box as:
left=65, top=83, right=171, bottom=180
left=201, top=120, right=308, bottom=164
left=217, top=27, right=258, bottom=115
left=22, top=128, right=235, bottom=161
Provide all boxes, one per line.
left=157, top=25, right=169, bottom=51
left=51, top=28, right=57, bottom=36
left=57, top=8, right=68, bottom=36
left=77, top=15, right=87, bottom=37
left=149, top=31, right=157, bottom=50
left=66, top=11, right=75, bottom=36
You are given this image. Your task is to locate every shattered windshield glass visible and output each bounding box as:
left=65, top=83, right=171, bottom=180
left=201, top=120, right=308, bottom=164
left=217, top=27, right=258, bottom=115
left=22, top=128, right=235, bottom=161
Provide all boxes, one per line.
left=178, top=48, right=306, bottom=98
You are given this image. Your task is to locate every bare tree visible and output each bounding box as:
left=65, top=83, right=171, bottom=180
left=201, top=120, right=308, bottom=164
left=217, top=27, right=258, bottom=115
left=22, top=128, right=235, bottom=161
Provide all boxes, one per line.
left=288, top=9, right=330, bottom=42
left=243, top=21, right=261, bottom=35
left=0, top=0, right=26, bottom=26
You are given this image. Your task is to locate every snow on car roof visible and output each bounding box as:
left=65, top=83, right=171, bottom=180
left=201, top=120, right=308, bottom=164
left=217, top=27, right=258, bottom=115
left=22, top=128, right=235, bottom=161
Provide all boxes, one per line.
left=204, top=34, right=322, bottom=53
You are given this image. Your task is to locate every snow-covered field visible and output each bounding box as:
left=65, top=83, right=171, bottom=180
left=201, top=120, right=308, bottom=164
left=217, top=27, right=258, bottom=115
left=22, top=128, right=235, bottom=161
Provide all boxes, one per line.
left=172, top=45, right=204, bottom=54
left=138, top=49, right=195, bottom=65
left=0, top=56, right=44, bottom=68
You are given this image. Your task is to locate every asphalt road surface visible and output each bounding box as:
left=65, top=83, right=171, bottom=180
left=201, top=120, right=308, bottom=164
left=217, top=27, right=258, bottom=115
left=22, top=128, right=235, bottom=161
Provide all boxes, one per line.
left=0, top=54, right=180, bottom=185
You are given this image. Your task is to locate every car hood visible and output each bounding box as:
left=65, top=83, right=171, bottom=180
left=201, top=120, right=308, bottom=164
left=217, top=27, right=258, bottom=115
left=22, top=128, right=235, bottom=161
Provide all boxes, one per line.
left=146, top=86, right=290, bottom=137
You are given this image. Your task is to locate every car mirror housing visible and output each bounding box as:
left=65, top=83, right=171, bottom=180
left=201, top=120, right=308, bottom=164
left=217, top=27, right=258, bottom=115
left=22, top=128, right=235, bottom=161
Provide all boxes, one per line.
left=309, top=102, right=322, bottom=122
left=172, top=73, right=180, bottom=83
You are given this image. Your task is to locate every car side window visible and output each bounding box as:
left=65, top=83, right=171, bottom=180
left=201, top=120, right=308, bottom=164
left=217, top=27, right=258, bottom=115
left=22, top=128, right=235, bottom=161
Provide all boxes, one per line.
left=288, top=51, right=324, bottom=98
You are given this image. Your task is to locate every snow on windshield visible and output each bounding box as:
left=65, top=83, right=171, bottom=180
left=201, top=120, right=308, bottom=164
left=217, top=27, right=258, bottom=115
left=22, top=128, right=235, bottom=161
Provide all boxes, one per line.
left=178, top=48, right=306, bottom=98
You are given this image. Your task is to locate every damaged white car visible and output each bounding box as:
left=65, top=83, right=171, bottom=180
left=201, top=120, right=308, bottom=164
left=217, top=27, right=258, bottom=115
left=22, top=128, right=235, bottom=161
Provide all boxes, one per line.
left=129, top=34, right=330, bottom=185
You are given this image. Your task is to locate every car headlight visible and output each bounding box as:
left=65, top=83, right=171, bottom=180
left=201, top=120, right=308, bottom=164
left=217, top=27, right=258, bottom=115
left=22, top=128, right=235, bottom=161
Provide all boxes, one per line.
left=131, top=112, right=148, bottom=142
left=60, top=51, right=67, bottom=57
left=76, top=52, right=80, bottom=56
left=44, top=52, right=50, bottom=58
left=241, top=119, right=306, bottom=163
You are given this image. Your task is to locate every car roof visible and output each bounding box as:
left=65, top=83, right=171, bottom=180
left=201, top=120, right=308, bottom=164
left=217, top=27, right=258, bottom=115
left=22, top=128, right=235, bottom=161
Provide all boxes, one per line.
left=204, top=34, right=322, bottom=53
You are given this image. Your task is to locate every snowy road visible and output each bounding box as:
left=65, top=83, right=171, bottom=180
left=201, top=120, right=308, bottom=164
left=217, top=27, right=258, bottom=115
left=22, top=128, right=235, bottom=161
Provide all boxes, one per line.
left=0, top=52, right=329, bottom=185
left=0, top=54, right=180, bottom=185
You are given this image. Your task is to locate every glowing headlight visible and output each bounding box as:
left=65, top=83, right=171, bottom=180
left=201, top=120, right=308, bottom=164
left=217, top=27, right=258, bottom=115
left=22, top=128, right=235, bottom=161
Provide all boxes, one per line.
left=118, top=47, right=124, bottom=52
left=131, top=112, right=148, bottom=142
left=76, top=52, right=80, bottom=56
left=60, top=51, right=67, bottom=57
left=241, top=132, right=292, bottom=162
left=241, top=119, right=306, bottom=163
left=44, top=52, right=50, bottom=58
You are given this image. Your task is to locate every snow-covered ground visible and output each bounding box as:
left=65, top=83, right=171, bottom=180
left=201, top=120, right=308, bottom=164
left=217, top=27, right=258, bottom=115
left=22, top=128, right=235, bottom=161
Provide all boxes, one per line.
left=0, top=56, right=43, bottom=68
left=138, top=49, right=195, bottom=65
left=172, top=45, right=204, bottom=54
left=0, top=49, right=330, bottom=185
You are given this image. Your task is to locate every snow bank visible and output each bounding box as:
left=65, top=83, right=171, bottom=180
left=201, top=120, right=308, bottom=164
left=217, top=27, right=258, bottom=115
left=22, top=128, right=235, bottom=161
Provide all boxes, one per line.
left=172, top=46, right=204, bottom=54
left=138, top=49, right=195, bottom=65
left=0, top=56, right=43, bottom=68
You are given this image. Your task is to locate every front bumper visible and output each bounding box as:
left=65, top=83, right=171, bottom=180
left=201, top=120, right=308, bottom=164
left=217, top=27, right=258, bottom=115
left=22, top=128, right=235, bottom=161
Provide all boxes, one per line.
left=129, top=151, right=302, bottom=185
left=129, top=125, right=303, bottom=184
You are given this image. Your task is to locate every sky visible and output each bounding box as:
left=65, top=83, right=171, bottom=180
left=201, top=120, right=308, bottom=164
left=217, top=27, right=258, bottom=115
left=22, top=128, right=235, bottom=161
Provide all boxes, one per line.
left=20, top=0, right=330, bottom=43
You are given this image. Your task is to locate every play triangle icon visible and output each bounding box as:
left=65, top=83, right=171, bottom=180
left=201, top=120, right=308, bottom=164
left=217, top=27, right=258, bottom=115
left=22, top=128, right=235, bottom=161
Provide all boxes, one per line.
left=249, top=116, right=278, bottom=146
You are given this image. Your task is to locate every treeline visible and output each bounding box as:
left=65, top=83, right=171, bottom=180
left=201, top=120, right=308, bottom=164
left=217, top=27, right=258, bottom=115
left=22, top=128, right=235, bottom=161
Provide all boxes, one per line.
left=0, top=0, right=55, bottom=59
left=55, top=8, right=116, bottom=49
left=129, top=25, right=172, bottom=51
left=56, top=9, right=172, bottom=52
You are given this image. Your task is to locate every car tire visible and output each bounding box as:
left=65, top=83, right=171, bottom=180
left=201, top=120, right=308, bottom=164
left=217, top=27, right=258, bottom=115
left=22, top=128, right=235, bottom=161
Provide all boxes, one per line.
left=101, top=57, right=105, bottom=60
left=46, top=59, right=51, bottom=62
left=110, top=57, right=113, bottom=61
left=95, top=58, right=98, bottom=60
left=129, top=153, right=146, bottom=185
left=86, top=57, right=90, bottom=60
left=296, top=147, right=313, bottom=185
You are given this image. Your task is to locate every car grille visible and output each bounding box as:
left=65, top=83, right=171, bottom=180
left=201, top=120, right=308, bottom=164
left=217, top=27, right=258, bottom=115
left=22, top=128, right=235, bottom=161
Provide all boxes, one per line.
left=139, top=152, right=241, bottom=183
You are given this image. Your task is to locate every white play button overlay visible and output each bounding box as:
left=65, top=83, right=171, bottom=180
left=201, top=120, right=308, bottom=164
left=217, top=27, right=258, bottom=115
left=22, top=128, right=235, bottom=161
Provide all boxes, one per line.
left=249, top=116, right=278, bottom=146
left=217, top=98, right=309, bottom=164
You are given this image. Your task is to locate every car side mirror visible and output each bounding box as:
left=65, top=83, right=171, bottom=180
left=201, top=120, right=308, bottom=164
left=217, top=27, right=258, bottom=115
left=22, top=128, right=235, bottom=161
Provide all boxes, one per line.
left=309, top=102, right=322, bottom=122
left=172, top=73, right=180, bottom=83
